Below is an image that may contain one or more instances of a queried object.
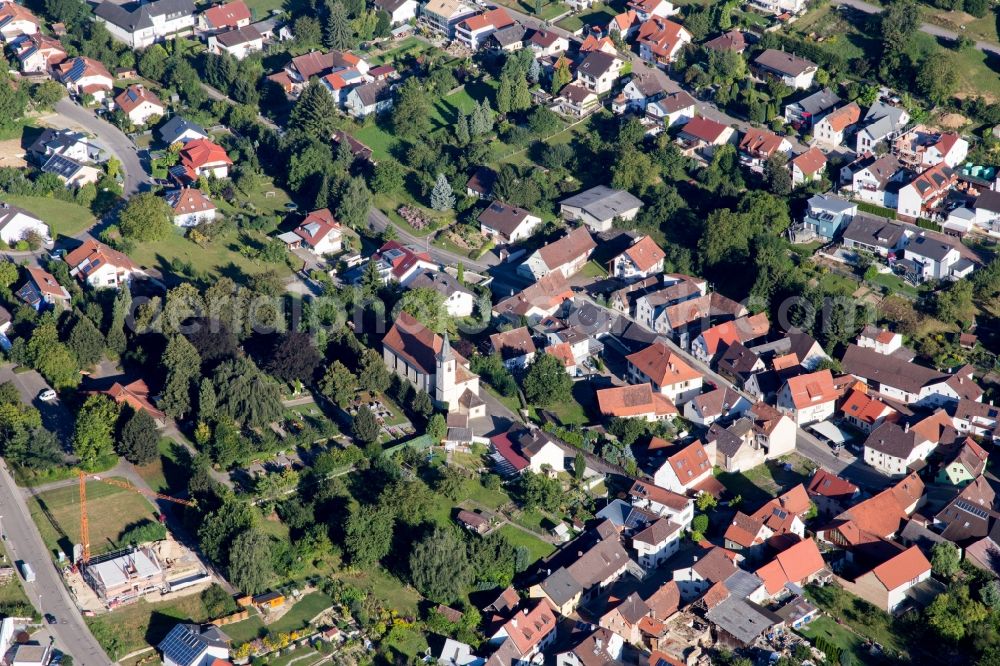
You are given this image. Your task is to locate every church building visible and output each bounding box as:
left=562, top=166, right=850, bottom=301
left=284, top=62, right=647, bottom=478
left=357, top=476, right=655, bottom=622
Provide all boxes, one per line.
left=382, top=311, right=486, bottom=417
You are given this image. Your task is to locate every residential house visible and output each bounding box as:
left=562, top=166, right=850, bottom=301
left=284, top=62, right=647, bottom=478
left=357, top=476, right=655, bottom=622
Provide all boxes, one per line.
left=0, top=202, right=49, bottom=246
left=748, top=328, right=829, bottom=372
left=776, top=369, right=839, bottom=425
left=284, top=49, right=368, bottom=85
left=813, top=102, right=861, bottom=147
left=613, top=72, right=665, bottom=114
left=975, top=189, right=1000, bottom=233
left=559, top=185, right=643, bottom=233
left=528, top=28, right=569, bottom=56
left=933, top=475, right=996, bottom=545
left=165, top=187, right=216, bottom=227
left=840, top=387, right=899, bottom=433
left=840, top=214, right=908, bottom=258
left=747, top=0, right=807, bottom=15
left=754, top=538, right=827, bottom=598
left=382, top=312, right=485, bottom=415
left=40, top=154, right=100, bottom=189
left=575, top=51, right=624, bottom=95
left=15, top=266, right=69, bottom=311
left=800, top=193, right=857, bottom=240
left=465, top=167, right=495, bottom=199
left=863, top=420, right=935, bottom=477
left=855, top=101, right=910, bottom=154
left=690, top=313, right=769, bottom=364
left=113, top=84, right=164, bottom=125
left=636, top=18, right=691, bottom=68
left=65, top=239, right=137, bottom=289
left=753, top=49, right=816, bottom=90
left=784, top=88, right=840, bottom=129
left=836, top=546, right=932, bottom=613
left=578, top=33, right=616, bottom=55
left=903, top=231, right=974, bottom=282
left=610, top=235, right=665, bottom=281
left=8, top=33, right=65, bottom=74
left=344, top=79, right=393, bottom=118
left=455, top=8, right=514, bottom=49
left=158, top=623, right=230, bottom=666
left=158, top=116, right=208, bottom=146
left=817, top=472, right=924, bottom=548
left=493, top=272, right=573, bottom=324
left=705, top=596, right=785, bottom=649
left=612, top=272, right=704, bottom=316
left=360, top=242, right=435, bottom=284
left=806, top=468, right=859, bottom=519
left=478, top=201, right=542, bottom=243
left=704, top=29, right=747, bottom=53
left=653, top=440, right=713, bottom=493
left=844, top=153, right=904, bottom=207
left=893, top=126, right=968, bottom=169
left=857, top=325, right=904, bottom=356
left=489, top=327, right=536, bottom=370
left=963, top=520, right=1000, bottom=579
left=405, top=269, right=475, bottom=317
left=790, top=148, right=827, bottom=186
left=291, top=208, right=343, bottom=256
left=706, top=402, right=797, bottom=473
left=0, top=2, right=39, bottom=43
left=597, top=383, right=678, bottom=422
left=102, top=379, right=166, bottom=424
left=607, top=10, right=640, bottom=38
left=529, top=529, right=630, bottom=614
left=629, top=480, right=694, bottom=528
left=632, top=518, right=683, bottom=568
left=554, top=83, right=600, bottom=118
left=420, top=0, right=477, bottom=38
left=207, top=25, right=263, bottom=59
left=599, top=593, right=649, bottom=645
left=55, top=56, right=113, bottom=101
left=896, top=163, right=957, bottom=222
left=626, top=341, right=703, bottom=405
left=94, top=0, right=196, bottom=48
left=717, top=341, right=765, bottom=387
left=333, top=130, right=375, bottom=164
left=489, top=23, right=526, bottom=51
left=644, top=90, right=697, bottom=129
left=738, top=128, right=792, bottom=170
left=174, top=139, right=232, bottom=181
left=937, top=438, right=988, bottom=486
left=556, top=628, right=623, bottom=666
left=672, top=546, right=738, bottom=603
left=628, top=0, right=678, bottom=20
left=517, top=226, right=596, bottom=280
left=321, top=67, right=368, bottom=106
left=676, top=116, right=735, bottom=158
left=952, top=398, right=1000, bottom=439
left=841, top=344, right=983, bottom=406
left=374, top=0, right=419, bottom=24
left=199, top=0, right=251, bottom=31
left=684, top=386, right=751, bottom=427
left=488, top=599, right=558, bottom=663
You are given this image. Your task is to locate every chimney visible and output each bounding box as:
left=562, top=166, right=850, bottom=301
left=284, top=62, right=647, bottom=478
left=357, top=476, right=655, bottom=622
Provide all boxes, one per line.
left=904, top=422, right=909, bottom=432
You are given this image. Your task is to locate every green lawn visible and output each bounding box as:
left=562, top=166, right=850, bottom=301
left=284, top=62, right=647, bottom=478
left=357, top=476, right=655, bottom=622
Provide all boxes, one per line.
left=797, top=615, right=869, bottom=663
left=715, top=454, right=815, bottom=507
left=580, top=259, right=608, bottom=279
left=866, top=271, right=919, bottom=299
left=337, top=568, right=421, bottom=616
left=3, top=195, right=95, bottom=238
left=27, top=479, right=159, bottom=559
left=220, top=613, right=266, bottom=644
left=136, top=438, right=192, bottom=495
left=920, top=5, right=1000, bottom=47
left=87, top=594, right=209, bottom=660
left=497, top=524, right=556, bottom=562
left=817, top=271, right=859, bottom=297
left=0, top=119, right=36, bottom=142
left=491, top=0, right=568, bottom=19
left=805, top=583, right=910, bottom=659
left=429, top=81, right=497, bottom=133
left=267, top=591, right=334, bottom=634
left=244, top=0, right=286, bottom=18
left=557, top=3, right=618, bottom=32
left=367, top=37, right=439, bottom=66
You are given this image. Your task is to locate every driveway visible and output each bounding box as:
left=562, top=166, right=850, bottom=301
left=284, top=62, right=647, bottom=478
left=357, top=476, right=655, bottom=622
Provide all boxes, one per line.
left=52, top=98, right=150, bottom=196
left=0, top=364, right=74, bottom=444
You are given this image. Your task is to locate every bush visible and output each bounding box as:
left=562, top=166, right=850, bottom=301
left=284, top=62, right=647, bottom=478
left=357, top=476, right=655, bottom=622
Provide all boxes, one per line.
left=118, top=518, right=167, bottom=545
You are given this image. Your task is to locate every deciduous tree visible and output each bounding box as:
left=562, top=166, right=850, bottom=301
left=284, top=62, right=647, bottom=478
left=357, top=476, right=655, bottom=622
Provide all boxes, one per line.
left=344, top=504, right=393, bottom=565
left=228, top=528, right=274, bottom=595
left=320, top=361, right=356, bottom=407
left=522, top=353, right=572, bottom=407
left=117, top=408, right=158, bottom=465
left=409, top=528, right=472, bottom=603
left=73, top=394, right=119, bottom=470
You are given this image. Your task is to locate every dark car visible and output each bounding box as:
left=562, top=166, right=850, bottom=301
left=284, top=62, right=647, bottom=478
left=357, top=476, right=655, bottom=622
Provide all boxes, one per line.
left=44, top=613, right=56, bottom=624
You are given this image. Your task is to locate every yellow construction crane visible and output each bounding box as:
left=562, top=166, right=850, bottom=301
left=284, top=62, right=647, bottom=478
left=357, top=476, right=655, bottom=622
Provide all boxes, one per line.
left=77, top=471, right=195, bottom=565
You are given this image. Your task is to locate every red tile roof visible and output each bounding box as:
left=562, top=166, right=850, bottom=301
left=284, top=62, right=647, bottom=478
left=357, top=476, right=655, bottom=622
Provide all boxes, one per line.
left=666, top=440, right=712, bottom=484
left=679, top=115, right=730, bottom=143
left=166, top=187, right=214, bottom=215
left=791, top=147, right=827, bottom=175
left=459, top=7, right=514, bottom=31
left=822, top=103, right=861, bottom=132
left=621, top=235, right=666, bottom=272
left=179, top=138, right=232, bottom=170
left=499, top=598, right=557, bottom=655
left=755, top=537, right=825, bottom=594
left=636, top=17, right=688, bottom=58
left=871, top=545, right=930, bottom=591
left=597, top=383, right=677, bottom=418
left=203, top=0, right=251, bottom=29
left=783, top=369, right=837, bottom=409
left=807, top=468, right=858, bottom=500
left=104, top=379, right=165, bottom=420
left=627, top=341, right=701, bottom=387
left=65, top=238, right=137, bottom=276
left=629, top=480, right=688, bottom=511
left=295, top=208, right=341, bottom=247
left=25, top=266, right=67, bottom=299
left=841, top=388, right=897, bottom=426
left=739, top=128, right=788, bottom=157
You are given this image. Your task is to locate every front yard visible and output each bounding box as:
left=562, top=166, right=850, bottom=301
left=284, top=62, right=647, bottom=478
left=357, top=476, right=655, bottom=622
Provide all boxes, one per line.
left=4, top=195, right=96, bottom=238
left=715, top=454, right=816, bottom=507
left=87, top=593, right=209, bottom=661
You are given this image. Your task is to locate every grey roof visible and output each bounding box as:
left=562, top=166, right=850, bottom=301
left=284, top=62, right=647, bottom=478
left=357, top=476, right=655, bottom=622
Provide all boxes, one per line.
left=158, top=116, right=207, bottom=144
left=907, top=234, right=959, bottom=263
left=864, top=100, right=908, bottom=125
left=95, top=0, right=195, bottom=32
left=595, top=499, right=633, bottom=527
left=491, top=23, right=526, bottom=47
left=841, top=214, right=906, bottom=250
left=541, top=566, right=582, bottom=605
left=215, top=25, right=261, bottom=46
left=807, top=193, right=855, bottom=216
left=724, top=569, right=765, bottom=599
left=754, top=49, right=816, bottom=77
left=718, top=341, right=761, bottom=376
left=577, top=51, right=618, bottom=78
left=841, top=344, right=946, bottom=393
left=654, top=90, right=697, bottom=114
left=863, top=421, right=920, bottom=459
left=560, top=185, right=643, bottom=223
left=351, top=79, right=390, bottom=106
left=406, top=268, right=471, bottom=298
left=977, top=190, right=1000, bottom=214
left=158, top=624, right=229, bottom=666
left=705, top=597, right=784, bottom=645
left=41, top=154, right=85, bottom=179
left=788, top=87, right=841, bottom=116
left=0, top=202, right=41, bottom=231
left=628, top=72, right=665, bottom=97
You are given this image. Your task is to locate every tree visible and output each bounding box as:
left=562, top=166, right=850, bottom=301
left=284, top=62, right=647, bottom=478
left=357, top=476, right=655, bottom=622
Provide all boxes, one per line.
left=227, top=528, right=274, bottom=595
left=611, top=146, right=654, bottom=192
left=409, top=528, right=472, bottom=603
left=213, top=358, right=283, bottom=428
left=522, top=353, right=572, bottom=407
left=550, top=58, right=571, bottom=95
left=399, top=287, right=451, bottom=334
left=73, top=394, right=119, bottom=470
left=0, top=80, right=27, bottom=133
left=0, top=262, right=17, bottom=291
left=496, top=73, right=513, bottom=115
left=324, top=0, right=353, bottom=49
left=763, top=153, right=792, bottom=195
left=982, top=580, right=1000, bottom=608
left=518, top=470, right=561, bottom=511
left=358, top=349, right=391, bottom=393
left=691, top=513, right=709, bottom=539
left=118, top=192, right=172, bottom=241
left=430, top=173, right=456, bottom=211
left=201, top=584, right=236, bottom=618
left=294, top=15, right=323, bottom=48
left=266, top=331, right=321, bottom=384
left=695, top=492, right=718, bottom=512
left=374, top=9, right=392, bottom=36
left=935, top=279, right=976, bottom=327
left=428, top=413, right=446, bottom=441
left=198, top=498, right=256, bottom=566
left=344, top=504, right=393, bottom=565
left=371, top=157, right=404, bottom=194
left=352, top=405, right=379, bottom=443
left=412, top=390, right=433, bottom=418
left=198, top=377, right=217, bottom=421
left=454, top=113, right=470, bottom=146
left=573, top=452, right=585, bottom=480
left=161, top=335, right=201, bottom=419
left=289, top=80, right=340, bottom=142
left=337, top=175, right=372, bottom=228
left=118, top=408, right=158, bottom=464
left=30, top=80, right=65, bottom=111
left=67, top=314, right=105, bottom=368
left=321, top=361, right=356, bottom=407
left=917, top=54, right=959, bottom=105
left=392, top=78, right=431, bottom=137
left=926, top=584, right=988, bottom=641
left=931, top=541, right=960, bottom=579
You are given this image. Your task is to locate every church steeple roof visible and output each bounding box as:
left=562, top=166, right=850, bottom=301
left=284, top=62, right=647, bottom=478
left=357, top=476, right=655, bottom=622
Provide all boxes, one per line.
left=437, top=330, right=453, bottom=362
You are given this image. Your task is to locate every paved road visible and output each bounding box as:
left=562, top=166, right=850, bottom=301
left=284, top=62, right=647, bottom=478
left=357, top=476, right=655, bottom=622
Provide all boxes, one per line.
left=54, top=98, right=149, bottom=197
left=0, top=464, right=110, bottom=665
left=832, top=0, right=1000, bottom=56
left=0, top=364, right=74, bottom=445
left=365, top=207, right=498, bottom=271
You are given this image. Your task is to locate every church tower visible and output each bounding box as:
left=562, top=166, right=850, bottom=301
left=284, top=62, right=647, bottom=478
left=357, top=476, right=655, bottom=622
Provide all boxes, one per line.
left=435, top=331, right=456, bottom=409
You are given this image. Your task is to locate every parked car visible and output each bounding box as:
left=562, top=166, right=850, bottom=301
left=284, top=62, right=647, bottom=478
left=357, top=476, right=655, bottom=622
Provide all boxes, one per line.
left=39, top=389, right=57, bottom=402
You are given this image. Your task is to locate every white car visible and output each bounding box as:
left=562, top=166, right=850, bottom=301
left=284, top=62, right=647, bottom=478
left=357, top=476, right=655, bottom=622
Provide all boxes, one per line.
left=39, top=389, right=57, bottom=402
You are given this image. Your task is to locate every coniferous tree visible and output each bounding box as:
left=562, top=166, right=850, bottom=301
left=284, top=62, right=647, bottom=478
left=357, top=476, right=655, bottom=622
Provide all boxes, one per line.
left=455, top=112, right=470, bottom=145
left=528, top=58, right=541, bottom=84
left=106, top=287, right=131, bottom=356
left=496, top=73, right=513, bottom=115
left=430, top=173, right=455, bottom=211
left=289, top=80, right=339, bottom=142
left=325, top=0, right=353, bottom=50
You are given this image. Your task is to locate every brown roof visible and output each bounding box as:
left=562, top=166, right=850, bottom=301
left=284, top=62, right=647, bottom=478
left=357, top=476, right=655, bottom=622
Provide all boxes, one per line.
left=489, top=327, right=536, bottom=360
left=597, top=383, right=677, bottom=418
left=620, top=235, right=666, bottom=272
left=494, top=272, right=573, bottom=317
left=725, top=512, right=765, bottom=548
left=629, top=480, right=689, bottom=511
left=754, top=49, right=816, bottom=77
left=203, top=0, right=251, bottom=29
left=478, top=200, right=536, bottom=237
left=691, top=547, right=738, bottom=583
left=739, top=128, right=788, bottom=157
left=499, top=598, right=557, bottom=654
left=703, top=29, right=745, bottom=52
left=25, top=266, right=67, bottom=299
left=381, top=311, right=463, bottom=375
left=680, top=116, right=730, bottom=143
left=166, top=187, right=214, bottom=215
left=604, top=592, right=649, bottom=626
left=537, top=226, right=596, bottom=270
left=807, top=468, right=857, bottom=501
left=456, top=509, right=489, bottom=529
left=627, top=341, right=701, bottom=386
left=644, top=580, right=679, bottom=620
left=114, top=84, right=162, bottom=114
left=871, top=546, right=930, bottom=591
left=633, top=517, right=681, bottom=546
